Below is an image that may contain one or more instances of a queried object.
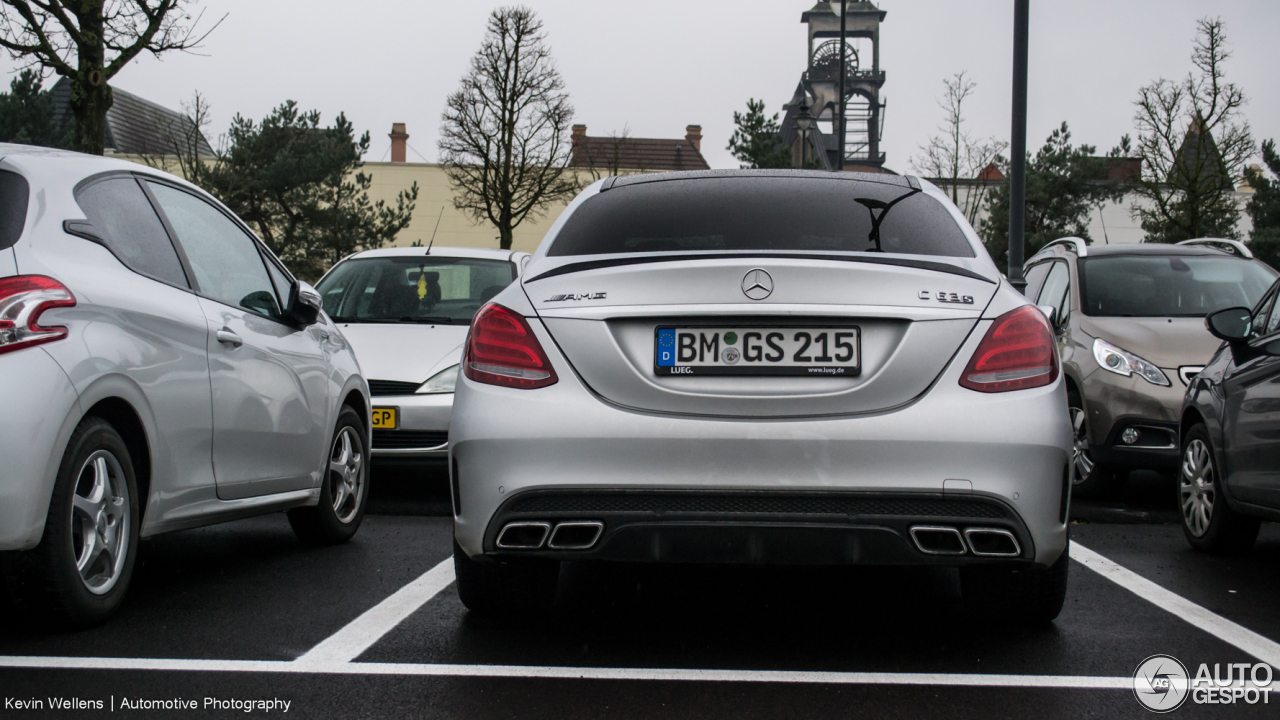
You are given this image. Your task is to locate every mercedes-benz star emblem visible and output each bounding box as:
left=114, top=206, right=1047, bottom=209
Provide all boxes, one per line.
left=741, top=269, right=773, bottom=301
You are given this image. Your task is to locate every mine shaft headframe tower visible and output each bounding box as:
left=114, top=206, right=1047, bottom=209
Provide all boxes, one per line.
left=799, top=1, right=886, bottom=169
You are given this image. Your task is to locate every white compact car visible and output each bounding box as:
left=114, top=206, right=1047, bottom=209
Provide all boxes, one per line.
left=314, top=247, right=528, bottom=467
left=450, top=170, right=1074, bottom=623
left=0, top=145, right=371, bottom=626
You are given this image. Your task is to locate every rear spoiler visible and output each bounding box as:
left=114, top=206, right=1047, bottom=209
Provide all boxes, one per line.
left=525, top=252, right=996, bottom=284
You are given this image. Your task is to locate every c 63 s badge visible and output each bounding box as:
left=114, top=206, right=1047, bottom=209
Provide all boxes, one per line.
left=919, top=290, right=974, bottom=305
left=545, top=292, right=607, bottom=302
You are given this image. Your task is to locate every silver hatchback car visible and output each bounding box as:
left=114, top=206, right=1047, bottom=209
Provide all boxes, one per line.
left=0, top=145, right=371, bottom=626
left=450, top=170, right=1074, bottom=623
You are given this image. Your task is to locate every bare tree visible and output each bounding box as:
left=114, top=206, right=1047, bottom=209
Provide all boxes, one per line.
left=439, top=6, right=576, bottom=250
left=911, top=71, right=1007, bottom=226
left=1129, top=17, right=1254, bottom=242
left=137, top=89, right=211, bottom=180
left=0, top=1, right=221, bottom=155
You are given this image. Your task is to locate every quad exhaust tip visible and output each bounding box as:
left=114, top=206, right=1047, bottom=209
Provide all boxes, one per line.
left=496, top=520, right=604, bottom=550
left=963, top=527, right=1021, bottom=557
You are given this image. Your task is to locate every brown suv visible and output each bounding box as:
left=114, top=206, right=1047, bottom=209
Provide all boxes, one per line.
left=1022, top=238, right=1277, bottom=496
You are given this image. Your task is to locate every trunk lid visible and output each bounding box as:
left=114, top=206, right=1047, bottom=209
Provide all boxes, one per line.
left=524, top=255, right=997, bottom=418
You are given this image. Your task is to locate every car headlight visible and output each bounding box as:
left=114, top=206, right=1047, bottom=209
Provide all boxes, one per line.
left=1092, top=338, right=1169, bottom=386
left=416, top=364, right=459, bottom=394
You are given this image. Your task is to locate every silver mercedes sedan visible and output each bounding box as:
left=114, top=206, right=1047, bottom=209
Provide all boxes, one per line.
left=450, top=170, right=1073, bottom=623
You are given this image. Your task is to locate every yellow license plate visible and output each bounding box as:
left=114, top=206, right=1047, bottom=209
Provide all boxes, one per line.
left=371, top=407, right=398, bottom=429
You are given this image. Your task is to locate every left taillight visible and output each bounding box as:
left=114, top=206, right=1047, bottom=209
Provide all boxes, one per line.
left=0, top=275, right=76, bottom=356
left=959, top=305, right=1058, bottom=393
left=463, top=303, right=558, bottom=389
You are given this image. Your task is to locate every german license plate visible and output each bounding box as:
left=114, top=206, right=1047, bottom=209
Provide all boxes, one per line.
left=654, top=327, right=860, bottom=376
left=371, top=407, right=398, bottom=429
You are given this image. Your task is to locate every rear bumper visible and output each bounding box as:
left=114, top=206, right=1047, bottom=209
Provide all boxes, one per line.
left=0, top=347, right=81, bottom=550
left=451, top=322, right=1073, bottom=568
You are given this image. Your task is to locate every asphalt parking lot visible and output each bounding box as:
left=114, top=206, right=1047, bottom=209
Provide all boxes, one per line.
left=2, top=469, right=1278, bottom=719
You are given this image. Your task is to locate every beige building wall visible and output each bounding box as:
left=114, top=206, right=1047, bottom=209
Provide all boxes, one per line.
left=362, top=162, right=578, bottom=253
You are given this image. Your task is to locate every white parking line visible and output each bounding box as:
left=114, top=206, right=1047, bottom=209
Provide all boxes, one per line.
left=293, top=557, right=455, bottom=667
left=1071, top=540, right=1280, bottom=669
left=0, top=654, right=1132, bottom=687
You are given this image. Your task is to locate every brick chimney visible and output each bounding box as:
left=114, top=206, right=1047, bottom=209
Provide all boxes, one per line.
left=685, top=125, right=702, bottom=151
left=389, top=123, right=409, bottom=163
left=571, top=124, right=587, bottom=148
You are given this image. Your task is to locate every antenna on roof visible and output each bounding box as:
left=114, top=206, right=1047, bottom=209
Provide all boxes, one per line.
left=425, top=206, right=443, bottom=254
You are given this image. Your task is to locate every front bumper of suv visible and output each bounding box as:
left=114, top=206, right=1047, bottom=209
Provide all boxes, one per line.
left=1080, top=367, right=1186, bottom=469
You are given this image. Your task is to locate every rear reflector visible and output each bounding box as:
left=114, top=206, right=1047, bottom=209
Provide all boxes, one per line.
left=464, top=303, right=558, bottom=389
left=0, top=275, right=76, bottom=356
left=959, top=305, right=1058, bottom=393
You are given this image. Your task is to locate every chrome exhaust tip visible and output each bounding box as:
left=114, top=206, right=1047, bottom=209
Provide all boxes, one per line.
left=963, top=528, right=1022, bottom=557
left=547, top=521, right=604, bottom=550
left=496, top=521, right=551, bottom=549
left=909, top=526, right=967, bottom=555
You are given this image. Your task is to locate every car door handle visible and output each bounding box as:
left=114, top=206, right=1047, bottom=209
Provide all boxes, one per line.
left=216, top=328, right=243, bottom=347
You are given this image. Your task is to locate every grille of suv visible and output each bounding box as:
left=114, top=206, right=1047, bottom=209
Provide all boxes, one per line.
left=368, top=380, right=421, bottom=397
left=506, top=491, right=1006, bottom=519
left=372, top=430, right=448, bottom=449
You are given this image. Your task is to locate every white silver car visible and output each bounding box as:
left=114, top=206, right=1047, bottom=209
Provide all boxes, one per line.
left=0, top=145, right=371, bottom=626
left=314, top=247, right=528, bottom=467
left=451, top=170, right=1074, bottom=623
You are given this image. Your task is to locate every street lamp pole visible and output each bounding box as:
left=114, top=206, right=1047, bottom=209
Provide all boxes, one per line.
left=1008, top=0, right=1029, bottom=293
left=836, top=1, right=847, bottom=171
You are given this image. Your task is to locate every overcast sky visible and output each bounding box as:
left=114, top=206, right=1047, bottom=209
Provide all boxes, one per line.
left=6, top=0, right=1278, bottom=174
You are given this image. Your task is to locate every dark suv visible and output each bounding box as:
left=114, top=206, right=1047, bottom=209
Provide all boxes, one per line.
left=1022, top=238, right=1277, bottom=496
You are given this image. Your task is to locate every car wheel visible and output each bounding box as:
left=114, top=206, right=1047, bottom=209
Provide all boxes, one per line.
left=960, top=542, right=1069, bottom=624
left=1068, top=389, right=1117, bottom=498
left=453, top=539, right=558, bottom=614
left=288, top=407, right=369, bottom=545
left=1, top=416, right=139, bottom=627
left=1179, top=423, right=1259, bottom=553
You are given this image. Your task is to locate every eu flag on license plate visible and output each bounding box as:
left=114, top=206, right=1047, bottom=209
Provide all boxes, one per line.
left=656, top=328, right=675, bottom=367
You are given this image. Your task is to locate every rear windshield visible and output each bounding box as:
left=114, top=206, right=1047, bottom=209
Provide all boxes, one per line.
left=315, top=256, right=516, bottom=325
left=1079, top=255, right=1277, bottom=317
left=547, top=178, right=975, bottom=258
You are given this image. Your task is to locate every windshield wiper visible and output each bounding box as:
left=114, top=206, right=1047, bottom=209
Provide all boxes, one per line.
left=855, top=187, right=922, bottom=252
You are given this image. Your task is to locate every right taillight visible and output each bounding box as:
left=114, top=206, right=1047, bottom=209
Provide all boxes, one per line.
left=959, top=305, right=1058, bottom=393
left=463, top=303, right=558, bottom=389
left=0, top=275, right=76, bottom=356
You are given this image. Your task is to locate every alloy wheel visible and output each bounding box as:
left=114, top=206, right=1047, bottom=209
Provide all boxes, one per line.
left=328, top=426, right=365, bottom=524
left=1180, top=438, right=1215, bottom=537
left=1069, top=406, right=1096, bottom=484
left=71, top=450, right=130, bottom=595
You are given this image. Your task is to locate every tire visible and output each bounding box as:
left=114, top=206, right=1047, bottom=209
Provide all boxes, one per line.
left=1, top=416, right=140, bottom=628
left=288, top=407, right=369, bottom=545
left=1068, top=388, right=1118, bottom=498
left=960, top=543, right=1070, bottom=624
left=1179, top=423, right=1259, bottom=553
left=453, top=539, right=559, bottom=614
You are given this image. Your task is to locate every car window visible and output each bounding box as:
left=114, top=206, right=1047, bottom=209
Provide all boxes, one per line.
left=263, top=254, right=294, bottom=312
left=0, top=169, right=29, bottom=251
left=1259, top=289, right=1280, bottom=337
left=1036, top=261, right=1070, bottom=316
left=1023, top=261, right=1051, bottom=299
left=547, top=178, right=976, bottom=258
left=1078, top=256, right=1277, bottom=317
left=146, top=182, right=282, bottom=318
left=315, top=256, right=517, bottom=325
left=76, top=177, right=189, bottom=288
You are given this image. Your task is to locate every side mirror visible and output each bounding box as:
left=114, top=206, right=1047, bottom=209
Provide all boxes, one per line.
left=286, top=280, right=323, bottom=326
left=1205, top=307, right=1251, bottom=342
left=1036, top=305, right=1057, bottom=327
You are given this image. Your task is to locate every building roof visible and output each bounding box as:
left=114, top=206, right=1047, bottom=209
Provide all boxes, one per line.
left=51, top=78, right=214, bottom=157
left=570, top=126, right=709, bottom=172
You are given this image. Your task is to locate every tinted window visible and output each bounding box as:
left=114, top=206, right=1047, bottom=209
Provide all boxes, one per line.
left=147, top=182, right=282, bottom=317
left=316, top=256, right=516, bottom=325
left=1259, top=289, right=1280, bottom=337
left=1079, top=256, right=1277, bottom=318
left=548, top=178, right=975, bottom=258
left=0, top=170, right=29, bottom=251
left=1037, top=262, right=1070, bottom=316
left=264, top=255, right=294, bottom=311
left=76, top=177, right=188, bottom=287
left=1023, top=261, right=1052, bottom=300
